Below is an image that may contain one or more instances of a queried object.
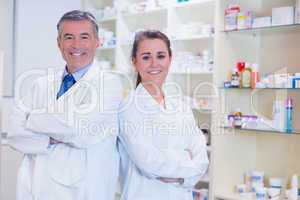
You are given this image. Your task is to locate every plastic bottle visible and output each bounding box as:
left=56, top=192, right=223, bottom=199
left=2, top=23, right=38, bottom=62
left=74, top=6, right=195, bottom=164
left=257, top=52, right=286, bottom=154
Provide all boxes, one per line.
left=285, top=98, right=293, bottom=133
left=272, top=100, right=285, bottom=131
left=231, top=67, right=240, bottom=88
left=234, top=108, right=242, bottom=128
left=288, top=174, right=298, bottom=200
left=241, top=62, right=252, bottom=88
left=251, top=63, right=260, bottom=89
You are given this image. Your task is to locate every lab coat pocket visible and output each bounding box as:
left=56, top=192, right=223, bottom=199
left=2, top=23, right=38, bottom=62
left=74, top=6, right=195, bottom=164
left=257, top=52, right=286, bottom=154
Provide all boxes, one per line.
left=49, top=145, right=86, bottom=186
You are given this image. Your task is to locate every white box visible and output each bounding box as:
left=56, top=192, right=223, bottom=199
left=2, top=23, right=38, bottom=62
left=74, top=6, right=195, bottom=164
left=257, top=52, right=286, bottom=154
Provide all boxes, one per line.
left=252, top=16, right=272, bottom=28
left=272, top=6, right=295, bottom=26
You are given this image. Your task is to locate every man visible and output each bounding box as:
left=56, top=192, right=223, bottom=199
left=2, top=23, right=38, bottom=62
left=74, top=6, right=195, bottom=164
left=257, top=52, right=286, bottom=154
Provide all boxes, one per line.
left=7, top=10, right=123, bottom=200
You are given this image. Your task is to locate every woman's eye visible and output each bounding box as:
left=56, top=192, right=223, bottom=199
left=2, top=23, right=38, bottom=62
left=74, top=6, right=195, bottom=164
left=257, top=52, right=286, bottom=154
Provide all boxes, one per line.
left=142, top=56, right=150, bottom=60
left=157, top=55, right=166, bottom=59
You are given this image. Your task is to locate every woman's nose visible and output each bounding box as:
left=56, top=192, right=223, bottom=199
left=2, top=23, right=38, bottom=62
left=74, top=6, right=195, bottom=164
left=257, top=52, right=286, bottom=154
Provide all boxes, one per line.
left=151, top=58, right=159, bottom=67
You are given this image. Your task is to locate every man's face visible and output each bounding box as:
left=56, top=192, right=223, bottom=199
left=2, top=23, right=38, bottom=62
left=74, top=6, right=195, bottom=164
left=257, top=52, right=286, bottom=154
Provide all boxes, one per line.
left=57, top=20, right=99, bottom=73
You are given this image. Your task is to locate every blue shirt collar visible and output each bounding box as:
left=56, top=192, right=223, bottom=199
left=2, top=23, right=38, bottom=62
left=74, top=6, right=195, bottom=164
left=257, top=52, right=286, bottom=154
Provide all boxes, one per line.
left=63, top=62, right=93, bottom=81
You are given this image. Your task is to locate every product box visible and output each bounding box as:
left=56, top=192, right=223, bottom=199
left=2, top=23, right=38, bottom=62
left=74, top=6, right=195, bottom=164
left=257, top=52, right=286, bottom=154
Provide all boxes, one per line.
left=237, top=11, right=254, bottom=29
left=252, top=16, right=272, bottom=28
left=274, top=73, right=289, bottom=88
left=225, top=6, right=240, bottom=31
left=272, top=6, right=295, bottom=26
left=292, top=76, right=300, bottom=88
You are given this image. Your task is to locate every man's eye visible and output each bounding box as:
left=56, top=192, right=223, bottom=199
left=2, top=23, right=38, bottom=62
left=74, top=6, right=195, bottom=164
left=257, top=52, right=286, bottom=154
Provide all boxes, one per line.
left=157, top=55, right=166, bottom=59
left=64, top=36, right=73, bottom=40
left=81, top=36, right=89, bottom=39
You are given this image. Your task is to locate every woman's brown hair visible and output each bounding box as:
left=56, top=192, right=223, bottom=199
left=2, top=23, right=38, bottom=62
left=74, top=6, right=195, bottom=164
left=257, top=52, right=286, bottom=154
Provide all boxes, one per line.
left=131, top=30, right=172, bottom=88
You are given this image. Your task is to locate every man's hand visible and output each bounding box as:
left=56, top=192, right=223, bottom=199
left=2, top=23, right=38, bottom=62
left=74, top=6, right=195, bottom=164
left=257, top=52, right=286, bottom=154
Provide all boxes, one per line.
left=50, top=137, right=62, bottom=145
left=185, top=148, right=193, bottom=159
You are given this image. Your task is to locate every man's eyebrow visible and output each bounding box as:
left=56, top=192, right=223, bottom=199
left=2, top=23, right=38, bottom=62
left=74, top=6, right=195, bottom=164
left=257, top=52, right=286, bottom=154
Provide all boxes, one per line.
left=63, top=33, right=73, bottom=37
left=80, top=32, right=90, bottom=36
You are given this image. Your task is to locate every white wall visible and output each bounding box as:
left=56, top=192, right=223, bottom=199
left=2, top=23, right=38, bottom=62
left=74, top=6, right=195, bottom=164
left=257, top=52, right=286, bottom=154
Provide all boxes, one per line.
left=14, top=0, right=82, bottom=96
left=0, top=0, right=14, bottom=96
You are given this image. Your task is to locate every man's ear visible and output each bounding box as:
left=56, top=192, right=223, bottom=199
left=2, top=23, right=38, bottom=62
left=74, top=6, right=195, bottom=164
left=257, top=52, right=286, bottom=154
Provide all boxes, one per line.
left=96, top=37, right=101, bottom=48
left=57, top=37, right=61, bottom=49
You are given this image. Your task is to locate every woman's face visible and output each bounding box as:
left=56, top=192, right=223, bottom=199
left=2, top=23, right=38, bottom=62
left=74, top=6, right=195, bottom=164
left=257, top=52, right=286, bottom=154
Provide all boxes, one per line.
left=133, top=38, right=171, bottom=87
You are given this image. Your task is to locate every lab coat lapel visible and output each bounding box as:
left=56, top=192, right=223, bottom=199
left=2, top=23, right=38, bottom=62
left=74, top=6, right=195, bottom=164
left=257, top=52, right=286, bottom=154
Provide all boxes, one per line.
left=56, top=63, right=100, bottom=106
left=135, top=84, right=179, bottom=113
left=135, top=84, right=160, bottom=113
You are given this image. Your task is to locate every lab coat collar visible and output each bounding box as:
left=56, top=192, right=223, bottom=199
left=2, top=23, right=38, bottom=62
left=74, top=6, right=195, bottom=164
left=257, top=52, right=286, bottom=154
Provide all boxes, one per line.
left=55, top=61, right=100, bottom=103
left=135, top=83, right=178, bottom=113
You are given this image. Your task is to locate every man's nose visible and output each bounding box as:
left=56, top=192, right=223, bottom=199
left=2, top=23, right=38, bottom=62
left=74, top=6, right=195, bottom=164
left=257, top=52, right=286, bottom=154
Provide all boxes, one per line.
left=71, top=38, right=82, bottom=48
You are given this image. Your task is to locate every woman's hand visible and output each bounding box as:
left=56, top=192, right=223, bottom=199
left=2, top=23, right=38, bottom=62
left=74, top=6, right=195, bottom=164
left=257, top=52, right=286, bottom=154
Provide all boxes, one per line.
left=156, top=149, right=193, bottom=184
left=157, top=177, right=184, bottom=185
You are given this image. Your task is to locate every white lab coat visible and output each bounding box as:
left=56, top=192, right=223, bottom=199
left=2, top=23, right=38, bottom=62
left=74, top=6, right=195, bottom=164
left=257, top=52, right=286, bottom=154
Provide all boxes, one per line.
left=7, top=62, right=123, bottom=200
left=118, top=84, right=209, bottom=200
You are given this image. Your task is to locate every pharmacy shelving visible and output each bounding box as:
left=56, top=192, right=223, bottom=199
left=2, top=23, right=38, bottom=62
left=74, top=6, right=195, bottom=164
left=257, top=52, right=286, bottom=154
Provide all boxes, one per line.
left=223, top=23, right=300, bottom=34
left=212, top=0, right=300, bottom=200
left=215, top=193, right=255, bottom=200
left=222, top=126, right=300, bottom=135
left=169, top=70, right=213, bottom=75
left=220, top=87, right=300, bottom=90
left=171, top=0, right=214, bottom=8
left=97, top=46, right=116, bottom=50
left=171, top=34, right=214, bottom=41
left=98, top=16, right=117, bottom=22
left=121, top=7, right=167, bottom=17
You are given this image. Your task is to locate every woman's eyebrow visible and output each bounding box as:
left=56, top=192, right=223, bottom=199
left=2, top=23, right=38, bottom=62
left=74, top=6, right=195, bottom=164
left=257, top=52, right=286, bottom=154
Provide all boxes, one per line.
left=140, top=52, right=151, bottom=56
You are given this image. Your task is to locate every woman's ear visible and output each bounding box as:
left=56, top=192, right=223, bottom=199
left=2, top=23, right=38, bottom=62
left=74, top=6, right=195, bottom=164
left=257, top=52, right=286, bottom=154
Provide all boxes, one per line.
left=132, top=58, right=138, bottom=72
left=132, top=57, right=136, bottom=65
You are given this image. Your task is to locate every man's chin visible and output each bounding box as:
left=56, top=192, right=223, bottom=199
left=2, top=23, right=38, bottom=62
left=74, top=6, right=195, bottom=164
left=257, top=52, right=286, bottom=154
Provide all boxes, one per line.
left=67, top=63, right=89, bottom=73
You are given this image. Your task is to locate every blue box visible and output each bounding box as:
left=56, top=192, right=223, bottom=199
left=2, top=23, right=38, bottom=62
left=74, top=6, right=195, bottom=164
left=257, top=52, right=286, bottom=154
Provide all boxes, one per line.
left=292, top=77, right=300, bottom=88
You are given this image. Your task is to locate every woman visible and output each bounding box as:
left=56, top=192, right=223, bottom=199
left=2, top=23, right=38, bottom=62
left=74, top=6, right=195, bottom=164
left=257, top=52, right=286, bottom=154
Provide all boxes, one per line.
left=118, top=30, right=209, bottom=200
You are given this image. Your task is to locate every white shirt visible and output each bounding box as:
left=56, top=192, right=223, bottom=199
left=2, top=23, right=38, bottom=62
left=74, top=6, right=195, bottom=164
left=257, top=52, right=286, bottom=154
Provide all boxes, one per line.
left=7, top=62, right=123, bottom=200
left=118, top=84, right=209, bottom=200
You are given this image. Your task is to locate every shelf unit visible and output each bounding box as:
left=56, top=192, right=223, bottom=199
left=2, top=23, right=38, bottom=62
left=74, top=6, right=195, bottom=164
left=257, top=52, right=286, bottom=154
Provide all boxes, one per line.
left=212, top=0, right=300, bottom=200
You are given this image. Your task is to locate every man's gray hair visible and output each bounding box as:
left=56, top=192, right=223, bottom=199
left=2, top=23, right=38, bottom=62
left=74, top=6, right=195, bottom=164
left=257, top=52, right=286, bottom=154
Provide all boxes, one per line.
left=57, top=10, right=99, bottom=37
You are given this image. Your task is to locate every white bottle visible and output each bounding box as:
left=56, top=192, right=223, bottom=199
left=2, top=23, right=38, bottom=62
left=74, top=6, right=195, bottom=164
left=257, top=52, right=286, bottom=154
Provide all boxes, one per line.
left=289, top=174, right=298, bottom=200
left=272, top=100, right=286, bottom=132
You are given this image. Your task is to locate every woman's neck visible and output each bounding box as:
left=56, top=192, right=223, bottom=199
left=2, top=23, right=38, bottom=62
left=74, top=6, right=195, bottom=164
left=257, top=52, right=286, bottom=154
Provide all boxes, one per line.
left=141, top=82, right=164, bottom=105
